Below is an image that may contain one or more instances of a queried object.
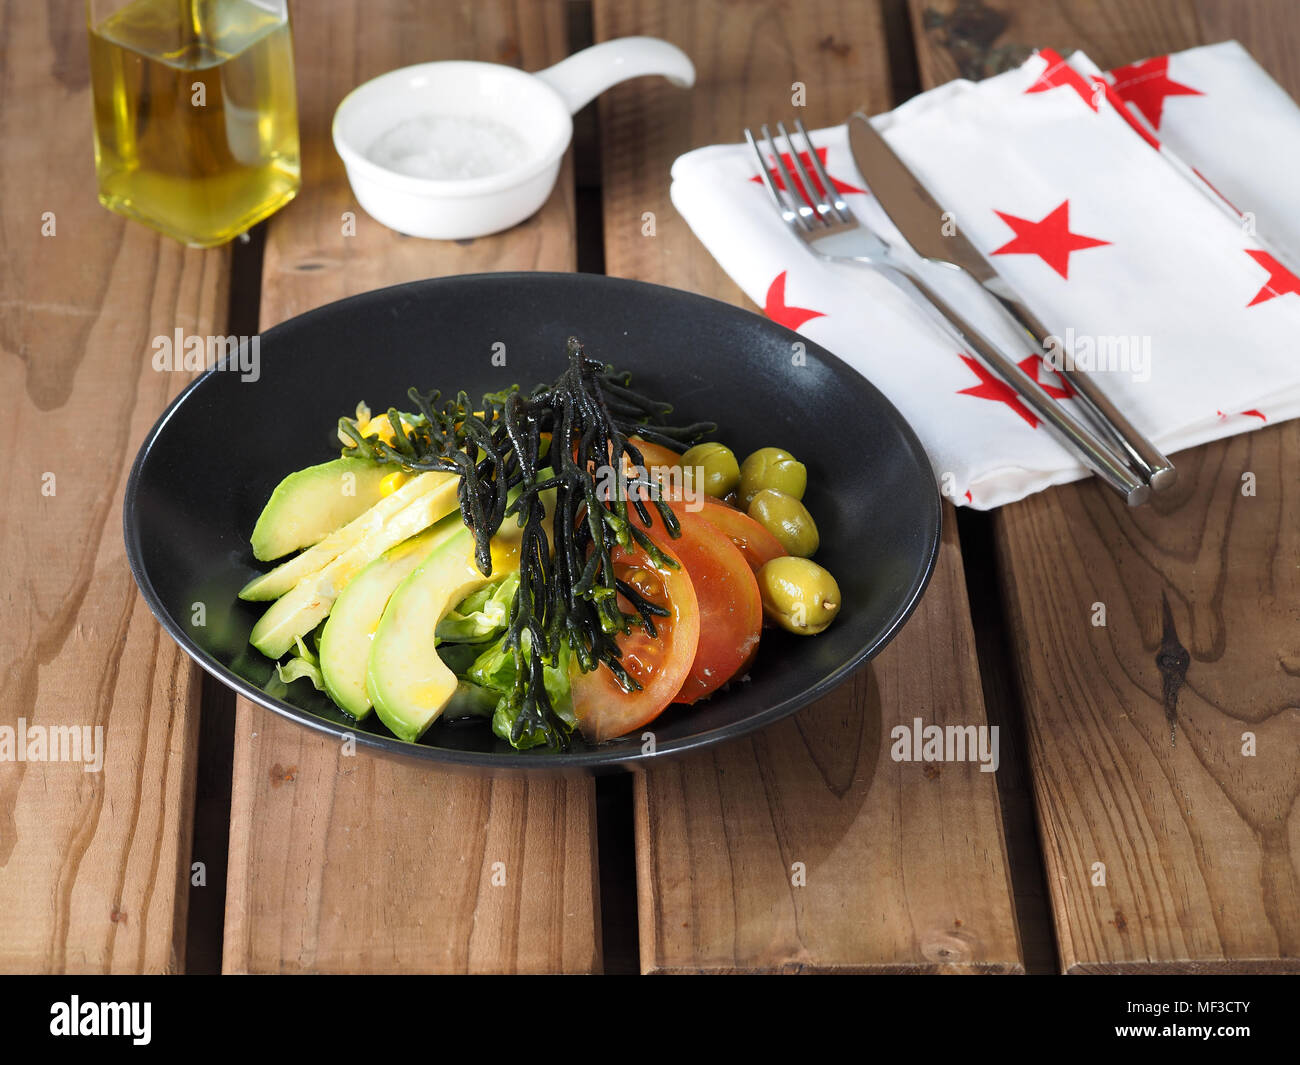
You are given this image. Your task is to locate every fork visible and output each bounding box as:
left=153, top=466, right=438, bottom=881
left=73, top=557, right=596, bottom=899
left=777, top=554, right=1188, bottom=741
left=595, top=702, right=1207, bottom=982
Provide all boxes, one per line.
left=744, top=119, right=1151, bottom=506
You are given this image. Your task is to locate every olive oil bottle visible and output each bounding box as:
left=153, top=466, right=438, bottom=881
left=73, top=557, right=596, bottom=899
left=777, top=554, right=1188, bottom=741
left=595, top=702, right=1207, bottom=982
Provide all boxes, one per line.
left=87, top=0, right=301, bottom=247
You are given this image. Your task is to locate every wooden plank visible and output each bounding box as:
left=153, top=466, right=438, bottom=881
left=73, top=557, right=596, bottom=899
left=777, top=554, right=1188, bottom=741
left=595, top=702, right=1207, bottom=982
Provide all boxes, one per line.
left=221, top=0, right=601, bottom=974
left=911, top=0, right=1198, bottom=84
left=911, top=0, right=1300, bottom=972
left=0, top=3, right=221, bottom=971
left=594, top=0, right=1023, bottom=972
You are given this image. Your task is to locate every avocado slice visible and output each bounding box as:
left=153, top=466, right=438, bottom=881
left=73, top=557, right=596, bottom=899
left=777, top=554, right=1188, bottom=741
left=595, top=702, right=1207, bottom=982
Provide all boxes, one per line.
left=364, top=527, right=489, bottom=742
left=240, top=471, right=452, bottom=602
left=250, top=456, right=394, bottom=562
left=317, top=513, right=464, bottom=719
left=248, top=475, right=461, bottom=659
left=365, top=496, right=540, bottom=743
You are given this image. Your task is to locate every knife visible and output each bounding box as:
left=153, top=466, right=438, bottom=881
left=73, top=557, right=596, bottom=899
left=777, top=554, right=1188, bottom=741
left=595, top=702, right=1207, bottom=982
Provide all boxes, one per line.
left=846, top=112, right=1176, bottom=490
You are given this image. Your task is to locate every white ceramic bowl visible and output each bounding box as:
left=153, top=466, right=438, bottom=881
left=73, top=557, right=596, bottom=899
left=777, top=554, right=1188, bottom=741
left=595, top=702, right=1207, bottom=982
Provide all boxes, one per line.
left=333, top=38, right=694, bottom=240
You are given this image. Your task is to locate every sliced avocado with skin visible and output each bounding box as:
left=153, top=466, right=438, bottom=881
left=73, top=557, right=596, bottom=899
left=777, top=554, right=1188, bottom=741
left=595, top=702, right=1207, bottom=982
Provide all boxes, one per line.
left=365, top=527, right=489, bottom=742
left=250, top=456, right=394, bottom=562
left=317, top=514, right=464, bottom=719
left=248, top=475, right=462, bottom=659
left=240, top=471, right=451, bottom=602
left=365, top=488, right=540, bottom=744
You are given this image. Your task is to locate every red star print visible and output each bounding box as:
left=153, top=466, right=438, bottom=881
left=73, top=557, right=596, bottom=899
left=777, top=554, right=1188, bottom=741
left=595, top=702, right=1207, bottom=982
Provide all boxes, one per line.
left=1244, top=249, right=1300, bottom=307
left=1024, top=49, right=1166, bottom=149
left=1109, top=56, right=1202, bottom=130
left=750, top=147, right=865, bottom=205
left=956, top=352, right=1075, bottom=427
left=762, top=271, right=825, bottom=330
left=991, top=200, right=1110, bottom=280
left=1025, top=48, right=1101, bottom=111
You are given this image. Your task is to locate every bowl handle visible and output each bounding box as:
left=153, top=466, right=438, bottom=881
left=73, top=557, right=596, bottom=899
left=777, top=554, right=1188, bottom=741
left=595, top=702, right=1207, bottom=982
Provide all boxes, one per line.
left=533, top=36, right=695, bottom=115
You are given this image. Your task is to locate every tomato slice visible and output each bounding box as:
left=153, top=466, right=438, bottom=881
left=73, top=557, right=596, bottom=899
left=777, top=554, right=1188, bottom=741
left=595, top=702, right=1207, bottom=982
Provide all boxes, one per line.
left=663, top=494, right=787, bottom=572
left=636, top=501, right=763, bottom=705
left=626, top=436, right=683, bottom=476
left=570, top=538, right=699, bottom=743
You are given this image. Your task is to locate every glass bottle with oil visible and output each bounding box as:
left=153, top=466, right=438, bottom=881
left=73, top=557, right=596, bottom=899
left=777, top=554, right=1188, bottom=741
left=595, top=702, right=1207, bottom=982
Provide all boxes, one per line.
left=87, top=0, right=301, bottom=247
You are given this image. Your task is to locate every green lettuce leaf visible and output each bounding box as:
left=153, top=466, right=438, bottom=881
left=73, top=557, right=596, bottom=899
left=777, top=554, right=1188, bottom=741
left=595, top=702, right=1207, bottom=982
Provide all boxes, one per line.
left=435, top=571, right=520, bottom=645
left=276, top=635, right=325, bottom=691
left=464, top=630, right=575, bottom=750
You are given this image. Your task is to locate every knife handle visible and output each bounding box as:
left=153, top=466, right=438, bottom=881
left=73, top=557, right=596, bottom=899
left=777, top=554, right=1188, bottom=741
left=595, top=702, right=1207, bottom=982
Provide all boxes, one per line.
left=980, top=282, right=1177, bottom=491
left=896, top=271, right=1152, bottom=506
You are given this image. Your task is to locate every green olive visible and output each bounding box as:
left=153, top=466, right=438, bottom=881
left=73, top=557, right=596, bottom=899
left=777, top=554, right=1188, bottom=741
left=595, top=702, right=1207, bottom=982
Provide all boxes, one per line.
left=757, top=557, right=841, bottom=635
left=748, top=489, right=819, bottom=557
left=739, top=447, right=807, bottom=507
left=681, top=442, right=740, bottom=499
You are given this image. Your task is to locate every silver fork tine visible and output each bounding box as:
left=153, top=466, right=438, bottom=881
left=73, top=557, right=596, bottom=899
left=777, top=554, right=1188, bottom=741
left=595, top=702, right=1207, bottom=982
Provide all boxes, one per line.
left=796, top=118, right=850, bottom=223
left=764, top=123, right=817, bottom=229
left=744, top=127, right=810, bottom=232
left=779, top=120, right=832, bottom=227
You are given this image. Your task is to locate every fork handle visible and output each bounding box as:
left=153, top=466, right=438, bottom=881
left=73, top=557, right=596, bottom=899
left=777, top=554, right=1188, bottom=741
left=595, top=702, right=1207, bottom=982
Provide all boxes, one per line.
left=895, top=270, right=1151, bottom=506
left=980, top=279, right=1176, bottom=490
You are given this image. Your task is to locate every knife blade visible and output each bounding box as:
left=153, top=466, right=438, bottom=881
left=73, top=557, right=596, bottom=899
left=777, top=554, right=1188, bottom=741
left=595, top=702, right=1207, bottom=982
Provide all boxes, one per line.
left=846, top=112, right=1176, bottom=490
left=847, top=114, right=997, bottom=280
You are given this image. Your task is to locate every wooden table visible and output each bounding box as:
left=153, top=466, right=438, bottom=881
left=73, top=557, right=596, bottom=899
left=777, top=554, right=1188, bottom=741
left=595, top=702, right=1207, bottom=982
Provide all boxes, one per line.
left=3, top=0, right=1296, bottom=974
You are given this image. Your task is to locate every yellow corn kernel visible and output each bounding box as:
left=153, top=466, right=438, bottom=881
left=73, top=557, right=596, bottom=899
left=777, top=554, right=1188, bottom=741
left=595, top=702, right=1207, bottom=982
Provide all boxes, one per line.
left=379, top=471, right=410, bottom=496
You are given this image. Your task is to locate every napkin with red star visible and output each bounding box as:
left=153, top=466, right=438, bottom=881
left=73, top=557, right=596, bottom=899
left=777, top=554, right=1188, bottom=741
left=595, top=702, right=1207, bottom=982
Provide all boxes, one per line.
left=668, top=41, right=1300, bottom=508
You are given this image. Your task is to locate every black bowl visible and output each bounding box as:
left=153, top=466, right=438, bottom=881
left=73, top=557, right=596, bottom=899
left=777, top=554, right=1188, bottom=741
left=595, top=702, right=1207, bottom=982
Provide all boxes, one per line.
left=124, top=273, right=940, bottom=771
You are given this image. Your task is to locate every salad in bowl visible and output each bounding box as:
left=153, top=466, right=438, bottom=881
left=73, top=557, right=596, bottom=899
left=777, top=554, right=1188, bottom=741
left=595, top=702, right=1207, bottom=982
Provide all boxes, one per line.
left=240, top=338, right=842, bottom=751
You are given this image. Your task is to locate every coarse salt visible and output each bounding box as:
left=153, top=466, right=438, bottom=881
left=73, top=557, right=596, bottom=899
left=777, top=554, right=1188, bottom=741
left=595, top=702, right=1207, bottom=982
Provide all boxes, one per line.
left=366, top=114, right=529, bottom=180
